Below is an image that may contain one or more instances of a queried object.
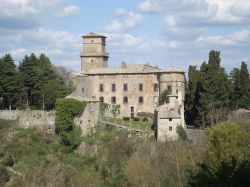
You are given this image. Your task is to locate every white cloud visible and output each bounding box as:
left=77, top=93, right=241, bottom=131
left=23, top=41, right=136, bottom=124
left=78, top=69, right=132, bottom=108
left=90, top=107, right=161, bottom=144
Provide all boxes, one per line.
left=165, top=15, right=176, bottom=27
left=55, top=5, right=80, bottom=19
left=105, top=9, right=144, bottom=32
left=0, top=27, right=81, bottom=68
left=229, top=0, right=250, bottom=18
left=0, top=0, right=79, bottom=29
left=196, top=29, right=250, bottom=46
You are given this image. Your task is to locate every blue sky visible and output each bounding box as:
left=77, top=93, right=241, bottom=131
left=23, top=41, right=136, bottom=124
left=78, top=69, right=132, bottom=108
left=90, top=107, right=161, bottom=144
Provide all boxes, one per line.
left=0, top=0, right=250, bottom=72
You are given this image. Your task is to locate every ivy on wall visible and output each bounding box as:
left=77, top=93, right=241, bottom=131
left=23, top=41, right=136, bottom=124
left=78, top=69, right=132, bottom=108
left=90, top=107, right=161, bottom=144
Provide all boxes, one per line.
left=55, top=98, right=86, bottom=150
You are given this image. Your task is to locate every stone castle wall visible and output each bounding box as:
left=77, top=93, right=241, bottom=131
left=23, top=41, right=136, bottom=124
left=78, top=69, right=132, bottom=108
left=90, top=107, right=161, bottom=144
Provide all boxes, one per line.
left=0, top=110, right=55, bottom=133
left=0, top=104, right=100, bottom=135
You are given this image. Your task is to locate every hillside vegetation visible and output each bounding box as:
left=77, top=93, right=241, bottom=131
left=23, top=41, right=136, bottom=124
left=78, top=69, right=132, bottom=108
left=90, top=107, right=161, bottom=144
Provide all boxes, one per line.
left=1, top=118, right=249, bottom=187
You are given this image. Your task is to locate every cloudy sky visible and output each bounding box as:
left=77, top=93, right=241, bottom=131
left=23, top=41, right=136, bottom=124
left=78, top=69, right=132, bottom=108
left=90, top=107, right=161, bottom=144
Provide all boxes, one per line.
left=0, top=0, right=249, bottom=72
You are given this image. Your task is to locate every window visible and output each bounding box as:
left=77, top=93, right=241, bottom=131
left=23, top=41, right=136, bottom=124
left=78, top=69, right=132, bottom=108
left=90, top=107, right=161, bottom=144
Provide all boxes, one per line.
left=153, top=83, right=158, bottom=92
left=112, top=84, right=116, bottom=92
left=99, top=84, right=104, bottom=92
left=82, top=88, right=84, bottom=93
left=91, top=40, right=94, bottom=43
left=139, top=96, right=144, bottom=104
left=139, top=83, right=143, bottom=91
left=91, top=59, right=94, bottom=62
left=111, top=96, right=116, bottom=104
left=99, top=97, right=104, bottom=103
left=169, top=118, right=172, bottom=121
left=167, top=85, right=172, bottom=92
left=169, top=126, right=172, bottom=131
left=124, top=83, right=128, bottom=91
left=123, top=97, right=128, bottom=104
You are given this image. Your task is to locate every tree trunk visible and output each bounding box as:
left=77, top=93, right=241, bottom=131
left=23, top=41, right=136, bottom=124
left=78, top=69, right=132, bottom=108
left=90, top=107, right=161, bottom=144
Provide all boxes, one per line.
left=9, top=99, right=12, bottom=110
left=42, top=95, right=45, bottom=110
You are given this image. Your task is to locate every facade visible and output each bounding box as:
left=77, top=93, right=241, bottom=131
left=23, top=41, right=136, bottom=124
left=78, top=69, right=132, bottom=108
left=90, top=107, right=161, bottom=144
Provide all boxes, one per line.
left=69, top=32, right=186, bottom=140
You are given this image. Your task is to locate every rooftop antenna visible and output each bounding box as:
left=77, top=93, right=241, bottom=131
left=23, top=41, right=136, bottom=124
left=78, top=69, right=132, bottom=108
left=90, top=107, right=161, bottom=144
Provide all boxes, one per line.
left=170, top=57, right=173, bottom=69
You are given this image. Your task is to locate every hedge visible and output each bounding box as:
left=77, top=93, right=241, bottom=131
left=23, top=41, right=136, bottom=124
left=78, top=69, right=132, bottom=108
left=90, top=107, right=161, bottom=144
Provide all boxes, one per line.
left=55, top=98, right=86, bottom=150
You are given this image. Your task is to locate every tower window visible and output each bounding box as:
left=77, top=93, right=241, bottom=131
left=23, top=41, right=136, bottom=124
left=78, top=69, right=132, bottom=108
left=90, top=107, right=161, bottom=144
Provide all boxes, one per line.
left=139, top=96, right=144, bottom=104
left=169, top=126, right=172, bottom=131
left=111, top=97, right=116, bottom=104
left=112, top=84, right=116, bottom=92
left=99, top=84, right=104, bottom=92
left=123, top=97, right=128, bottom=104
left=169, top=118, right=172, bottom=121
left=153, top=83, right=158, bottom=92
left=167, top=85, right=172, bottom=92
left=124, top=84, right=128, bottom=91
left=82, top=88, right=84, bottom=93
left=139, top=84, right=143, bottom=91
left=99, top=97, right=104, bottom=103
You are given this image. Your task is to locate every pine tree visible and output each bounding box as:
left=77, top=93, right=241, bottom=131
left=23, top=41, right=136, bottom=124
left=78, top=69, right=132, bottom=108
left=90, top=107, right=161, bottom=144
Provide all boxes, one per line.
left=0, top=54, right=21, bottom=109
left=18, top=54, right=39, bottom=108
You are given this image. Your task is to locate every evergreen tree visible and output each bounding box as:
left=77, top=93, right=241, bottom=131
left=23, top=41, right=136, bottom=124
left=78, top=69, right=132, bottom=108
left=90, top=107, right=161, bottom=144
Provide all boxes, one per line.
left=230, top=62, right=250, bottom=110
left=18, top=54, right=39, bottom=108
left=0, top=54, right=21, bottom=109
left=185, top=65, right=201, bottom=126
left=238, top=62, right=250, bottom=109
left=230, top=68, right=241, bottom=109
left=185, top=51, right=231, bottom=127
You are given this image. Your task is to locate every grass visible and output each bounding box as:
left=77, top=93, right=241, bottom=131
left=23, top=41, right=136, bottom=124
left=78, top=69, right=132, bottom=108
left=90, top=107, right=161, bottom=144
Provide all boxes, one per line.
left=0, top=119, right=151, bottom=186
left=101, top=117, right=154, bottom=132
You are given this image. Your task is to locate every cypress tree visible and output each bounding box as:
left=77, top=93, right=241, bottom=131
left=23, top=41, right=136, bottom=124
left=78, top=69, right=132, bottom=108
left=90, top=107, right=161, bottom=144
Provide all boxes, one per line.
left=185, top=65, right=201, bottom=126
left=199, top=51, right=230, bottom=126
left=238, top=62, right=250, bottom=109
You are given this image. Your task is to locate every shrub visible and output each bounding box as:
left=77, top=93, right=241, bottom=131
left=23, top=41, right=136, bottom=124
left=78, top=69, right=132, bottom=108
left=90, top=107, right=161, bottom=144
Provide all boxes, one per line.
left=142, top=117, right=148, bottom=122
left=55, top=98, right=86, bottom=149
left=137, top=112, right=153, bottom=118
left=176, top=125, right=188, bottom=140
left=3, top=155, right=14, bottom=167
left=123, top=117, right=130, bottom=121
left=159, top=90, right=170, bottom=105
left=133, top=117, right=140, bottom=121
left=0, top=164, right=10, bottom=185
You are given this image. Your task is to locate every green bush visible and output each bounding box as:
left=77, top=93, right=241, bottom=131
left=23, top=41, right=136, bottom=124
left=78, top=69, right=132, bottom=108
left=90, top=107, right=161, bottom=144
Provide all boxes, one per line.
left=55, top=98, right=86, bottom=149
left=137, top=112, right=153, bottom=118
left=123, top=117, right=130, bottom=121
left=176, top=125, right=188, bottom=140
left=133, top=117, right=140, bottom=121
left=3, top=155, right=14, bottom=167
left=142, top=117, right=148, bottom=122
left=0, top=164, right=10, bottom=185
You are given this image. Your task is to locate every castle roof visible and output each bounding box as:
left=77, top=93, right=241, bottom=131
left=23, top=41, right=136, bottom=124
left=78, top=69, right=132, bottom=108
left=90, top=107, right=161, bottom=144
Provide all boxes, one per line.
left=158, top=103, right=181, bottom=119
left=82, top=32, right=107, bottom=38
left=80, top=63, right=184, bottom=75
left=159, top=110, right=181, bottom=119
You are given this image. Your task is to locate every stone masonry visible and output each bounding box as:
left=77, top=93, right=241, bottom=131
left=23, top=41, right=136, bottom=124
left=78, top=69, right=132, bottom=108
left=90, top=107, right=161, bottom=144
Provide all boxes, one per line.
left=69, top=32, right=186, bottom=141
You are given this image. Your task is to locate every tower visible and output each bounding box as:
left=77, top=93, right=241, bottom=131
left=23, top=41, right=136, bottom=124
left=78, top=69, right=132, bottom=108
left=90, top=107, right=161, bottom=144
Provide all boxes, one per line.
left=80, top=32, right=109, bottom=71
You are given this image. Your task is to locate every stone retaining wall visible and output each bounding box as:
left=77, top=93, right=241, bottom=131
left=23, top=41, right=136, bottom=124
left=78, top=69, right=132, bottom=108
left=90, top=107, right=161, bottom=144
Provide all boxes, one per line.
left=0, top=110, right=55, bottom=133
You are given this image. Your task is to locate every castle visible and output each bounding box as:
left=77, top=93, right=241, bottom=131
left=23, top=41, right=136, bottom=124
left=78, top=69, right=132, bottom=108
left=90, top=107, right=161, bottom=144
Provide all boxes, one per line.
left=69, top=32, right=186, bottom=141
